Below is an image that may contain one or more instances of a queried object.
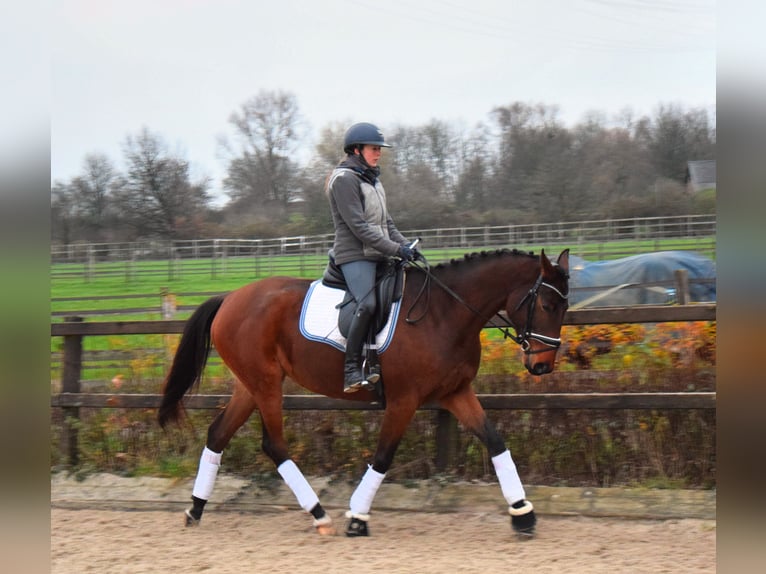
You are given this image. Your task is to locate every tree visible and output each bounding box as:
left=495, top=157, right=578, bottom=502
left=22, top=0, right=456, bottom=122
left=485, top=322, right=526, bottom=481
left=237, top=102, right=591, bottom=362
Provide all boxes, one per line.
left=70, top=153, right=116, bottom=241
left=642, top=104, right=716, bottom=183
left=488, top=102, right=566, bottom=218
left=221, top=90, right=306, bottom=214
left=50, top=180, right=77, bottom=245
left=568, top=115, right=654, bottom=220
left=113, top=127, right=210, bottom=239
left=50, top=154, right=118, bottom=243
left=387, top=120, right=462, bottom=200
left=312, top=121, right=347, bottom=170
left=452, top=123, right=492, bottom=218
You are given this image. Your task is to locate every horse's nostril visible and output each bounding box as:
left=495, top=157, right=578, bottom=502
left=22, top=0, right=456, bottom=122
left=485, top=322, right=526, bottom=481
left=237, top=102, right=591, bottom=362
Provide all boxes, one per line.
left=531, top=363, right=550, bottom=375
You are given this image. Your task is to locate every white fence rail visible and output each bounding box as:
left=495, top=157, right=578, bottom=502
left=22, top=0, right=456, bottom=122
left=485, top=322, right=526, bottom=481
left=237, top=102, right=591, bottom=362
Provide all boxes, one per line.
left=52, top=215, right=716, bottom=265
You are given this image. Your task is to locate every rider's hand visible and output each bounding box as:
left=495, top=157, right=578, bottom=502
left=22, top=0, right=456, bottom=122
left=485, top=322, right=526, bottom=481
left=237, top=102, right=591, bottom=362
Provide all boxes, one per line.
left=398, top=244, right=416, bottom=261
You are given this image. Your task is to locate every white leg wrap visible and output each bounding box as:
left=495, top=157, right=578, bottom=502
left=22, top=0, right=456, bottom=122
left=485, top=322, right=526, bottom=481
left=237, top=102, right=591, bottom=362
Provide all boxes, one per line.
left=492, top=449, right=526, bottom=505
left=277, top=460, right=320, bottom=512
left=349, top=465, right=386, bottom=517
left=191, top=446, right=222, bottom=501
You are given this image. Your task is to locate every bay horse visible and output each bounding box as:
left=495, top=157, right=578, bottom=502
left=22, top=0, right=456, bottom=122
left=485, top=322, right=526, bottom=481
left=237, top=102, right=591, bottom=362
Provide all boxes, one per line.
left=158, top=248, right=570, bottom=537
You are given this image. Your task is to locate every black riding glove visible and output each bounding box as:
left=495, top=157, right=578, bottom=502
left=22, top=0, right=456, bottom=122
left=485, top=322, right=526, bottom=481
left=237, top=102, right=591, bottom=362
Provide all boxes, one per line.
left=398, top=245, right=416, bottom=261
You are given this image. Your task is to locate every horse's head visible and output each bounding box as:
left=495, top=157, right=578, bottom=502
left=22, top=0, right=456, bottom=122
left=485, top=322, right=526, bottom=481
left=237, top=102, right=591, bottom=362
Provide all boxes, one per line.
left=506, top=249, right=570, bottom=376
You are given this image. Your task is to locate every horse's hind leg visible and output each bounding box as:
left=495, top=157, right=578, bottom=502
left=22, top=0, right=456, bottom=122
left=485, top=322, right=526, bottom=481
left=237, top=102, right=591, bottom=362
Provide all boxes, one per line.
left=258, top=403, right=336, bottom=534
left=185, top=385, right=257, bottom=526
left=440, top=388, right=537, bottom=536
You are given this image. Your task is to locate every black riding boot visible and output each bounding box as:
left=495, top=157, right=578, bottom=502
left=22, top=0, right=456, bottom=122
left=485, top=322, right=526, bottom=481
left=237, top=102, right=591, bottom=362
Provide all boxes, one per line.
left=344, top=308, right=374, bottom=393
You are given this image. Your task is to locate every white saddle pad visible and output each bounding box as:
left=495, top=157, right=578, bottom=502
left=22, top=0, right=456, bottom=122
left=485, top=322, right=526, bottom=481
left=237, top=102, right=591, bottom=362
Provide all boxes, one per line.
left=299, top=280, right=401, bottom=353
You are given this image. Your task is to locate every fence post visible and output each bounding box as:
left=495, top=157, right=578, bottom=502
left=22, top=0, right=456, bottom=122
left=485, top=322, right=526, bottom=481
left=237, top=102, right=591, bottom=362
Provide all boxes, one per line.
left=85, top=246, right=94, bottom=283
left=435, top=409, right=458, bottom=471
left=61, top=316, right=84, bottom=467
left=674, top=269, right=690, bottom=305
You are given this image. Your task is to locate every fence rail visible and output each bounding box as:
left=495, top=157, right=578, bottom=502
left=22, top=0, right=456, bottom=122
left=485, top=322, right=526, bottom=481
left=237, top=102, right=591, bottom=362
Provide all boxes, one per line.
left=50, top=304, right=716, bottom=337
left=52, top=392, right=715, bottom=411
left=51, top=214, right=717, bottom=262
left=51, top=215, right=716, bottom=284
left=51, top=304, right=716, bottom=467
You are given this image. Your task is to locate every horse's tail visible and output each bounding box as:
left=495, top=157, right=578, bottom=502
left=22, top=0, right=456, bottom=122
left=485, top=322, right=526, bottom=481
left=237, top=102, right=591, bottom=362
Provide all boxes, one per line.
left=158, top=295, right=226, bottom=428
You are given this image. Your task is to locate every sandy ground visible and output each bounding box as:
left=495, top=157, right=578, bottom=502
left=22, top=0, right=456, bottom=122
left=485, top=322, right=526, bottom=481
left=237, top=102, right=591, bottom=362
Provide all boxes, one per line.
left=51, top=507, right=715, bottom=573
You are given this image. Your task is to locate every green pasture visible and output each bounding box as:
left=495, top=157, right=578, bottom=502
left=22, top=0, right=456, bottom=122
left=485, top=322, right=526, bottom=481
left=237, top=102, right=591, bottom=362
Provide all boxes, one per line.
left=51, top=236, right=715, bottom=303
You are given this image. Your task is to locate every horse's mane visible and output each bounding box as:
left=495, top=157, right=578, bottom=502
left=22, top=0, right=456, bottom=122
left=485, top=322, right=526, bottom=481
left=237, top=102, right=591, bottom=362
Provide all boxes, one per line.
left=431, top=248, right=537, bottom=270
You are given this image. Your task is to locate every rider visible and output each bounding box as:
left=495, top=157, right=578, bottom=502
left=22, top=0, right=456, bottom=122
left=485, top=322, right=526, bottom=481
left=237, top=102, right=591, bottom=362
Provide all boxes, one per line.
left=325, top=122, right=416, bottom=393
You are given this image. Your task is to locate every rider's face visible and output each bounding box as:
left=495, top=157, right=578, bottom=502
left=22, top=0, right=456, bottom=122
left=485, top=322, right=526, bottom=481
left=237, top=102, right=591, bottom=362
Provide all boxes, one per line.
left=359, top=145, right=382, bottom=167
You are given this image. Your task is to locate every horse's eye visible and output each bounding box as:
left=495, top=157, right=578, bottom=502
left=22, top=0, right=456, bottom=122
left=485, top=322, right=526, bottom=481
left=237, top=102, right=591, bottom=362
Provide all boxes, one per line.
left=541, top=303, right=553, bottom=313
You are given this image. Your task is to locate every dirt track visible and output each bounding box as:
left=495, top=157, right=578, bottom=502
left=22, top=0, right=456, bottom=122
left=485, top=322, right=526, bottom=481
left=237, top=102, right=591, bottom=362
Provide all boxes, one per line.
left=51, top=507, right=715, bottom=573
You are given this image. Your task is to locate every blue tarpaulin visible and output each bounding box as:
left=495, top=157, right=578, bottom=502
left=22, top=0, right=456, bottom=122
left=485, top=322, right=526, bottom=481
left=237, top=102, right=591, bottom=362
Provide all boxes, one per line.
left=568, top=251, right=716, bottom=307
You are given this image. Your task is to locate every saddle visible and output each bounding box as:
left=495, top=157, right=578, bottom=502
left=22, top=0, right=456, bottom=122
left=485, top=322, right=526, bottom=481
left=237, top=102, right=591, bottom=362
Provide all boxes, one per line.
left=321, top=253, right=405, bottom=338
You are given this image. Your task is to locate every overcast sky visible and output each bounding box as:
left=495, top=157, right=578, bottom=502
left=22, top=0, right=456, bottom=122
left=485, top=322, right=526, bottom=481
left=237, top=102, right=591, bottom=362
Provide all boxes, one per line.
left=51, top=0, right=716, bottom=206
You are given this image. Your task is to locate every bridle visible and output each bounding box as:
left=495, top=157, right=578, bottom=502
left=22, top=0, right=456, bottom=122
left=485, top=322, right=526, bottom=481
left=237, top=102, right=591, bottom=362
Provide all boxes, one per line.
left=503, top=274, right=569, bottom=354
left=405, top=258, right=569, bottom=355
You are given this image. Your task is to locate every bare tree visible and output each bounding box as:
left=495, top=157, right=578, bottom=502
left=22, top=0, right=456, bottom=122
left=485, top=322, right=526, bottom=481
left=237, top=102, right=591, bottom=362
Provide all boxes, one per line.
left=114, top=127, right=210, bottom=239
left=642, top=104, right=716, bottom=183
left=312, top=121, right=347, bottom=172
left=50, top=154, right=117, bottom=243
left=70, top=153, right=116, bottom=240
left=51, top=180, right=77, bottom=245
left=488, top=102, right=566, bottom=218
left=221, top=90, right=306, bottom=212
left=568, top=115, right=654, bottom=220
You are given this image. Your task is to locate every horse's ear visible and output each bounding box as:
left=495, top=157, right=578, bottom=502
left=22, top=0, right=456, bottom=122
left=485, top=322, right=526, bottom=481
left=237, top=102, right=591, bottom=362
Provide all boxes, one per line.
left=540, top=248, right=554, bottom=275
left=557, top=249, right=570, bottom=274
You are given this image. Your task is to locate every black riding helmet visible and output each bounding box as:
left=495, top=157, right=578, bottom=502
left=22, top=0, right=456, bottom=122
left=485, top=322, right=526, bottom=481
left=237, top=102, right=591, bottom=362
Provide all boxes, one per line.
left=343, top=122, right=392, bottom=154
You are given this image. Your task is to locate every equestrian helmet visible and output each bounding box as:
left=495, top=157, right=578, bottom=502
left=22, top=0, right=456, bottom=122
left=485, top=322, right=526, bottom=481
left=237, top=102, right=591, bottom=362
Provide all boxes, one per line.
left=343, top=122, right=391, bottom=153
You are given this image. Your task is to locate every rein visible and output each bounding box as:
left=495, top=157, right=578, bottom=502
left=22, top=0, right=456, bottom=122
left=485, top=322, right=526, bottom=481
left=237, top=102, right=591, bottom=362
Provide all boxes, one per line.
left=405, top=256, right=568, bottom=354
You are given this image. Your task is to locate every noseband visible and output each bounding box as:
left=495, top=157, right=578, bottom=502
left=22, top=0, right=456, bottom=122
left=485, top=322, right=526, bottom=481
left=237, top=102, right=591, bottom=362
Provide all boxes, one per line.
left=504, top=274, right=569, bottom=355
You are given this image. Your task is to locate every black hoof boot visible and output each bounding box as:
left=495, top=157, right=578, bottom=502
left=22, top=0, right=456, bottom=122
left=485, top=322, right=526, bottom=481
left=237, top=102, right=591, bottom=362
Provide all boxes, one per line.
left=510, top=500, right=536, bottom=537
left=345, top=515, right=370, bottom=537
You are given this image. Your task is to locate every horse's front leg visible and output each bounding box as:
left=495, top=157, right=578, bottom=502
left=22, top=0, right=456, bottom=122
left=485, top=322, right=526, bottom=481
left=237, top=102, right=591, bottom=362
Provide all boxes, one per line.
left=440, top=388, right=537, bottom=536
left=345, top=402, right=418, bottom=537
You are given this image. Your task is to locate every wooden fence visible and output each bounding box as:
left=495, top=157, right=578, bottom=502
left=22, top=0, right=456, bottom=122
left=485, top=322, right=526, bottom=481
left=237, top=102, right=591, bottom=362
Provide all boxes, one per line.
left=51, top=214, right=717, bottom=283
left=51, top=304, right=716, bottom=468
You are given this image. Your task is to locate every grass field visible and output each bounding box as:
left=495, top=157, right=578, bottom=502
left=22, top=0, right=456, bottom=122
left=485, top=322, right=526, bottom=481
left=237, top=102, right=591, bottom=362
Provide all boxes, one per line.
left=51, top=237, right=715, bottom=306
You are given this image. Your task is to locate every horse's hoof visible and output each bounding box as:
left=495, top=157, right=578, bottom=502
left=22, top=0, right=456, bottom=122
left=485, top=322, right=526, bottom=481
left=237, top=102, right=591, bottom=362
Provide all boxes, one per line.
left=511, top=515, right=536, bottom=538
left=509, top=501, right=536, bottom=537
left=314, top=515, right=337, bottom=536
left=184, top=509, right=200, bottom=527
left=345, top=516, right=370, bottom=537
left=316, top=523, right=337, bottom=536
left=515, top=529, right=535, bottom=540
